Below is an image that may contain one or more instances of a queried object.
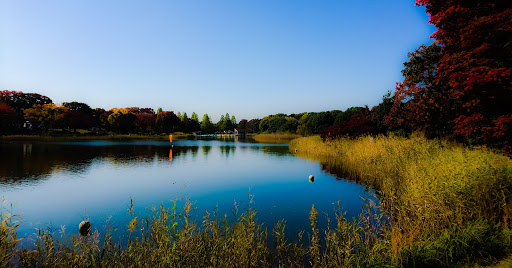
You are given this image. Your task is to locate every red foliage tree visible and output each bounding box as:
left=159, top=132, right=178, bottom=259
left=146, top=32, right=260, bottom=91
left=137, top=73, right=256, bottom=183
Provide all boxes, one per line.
left=320, top=113, right=376, bottom=140
left=63, top=110, right=92, bottom=132
left=384, top=43, right=454, bottom=137
left=134, top=113, right=156, bottom=133
left=0, top=90, right=53, bottom=112
left=155, top=111, right=180, bottom=134
left=0, top=103, right=17, bottom=134
left=416, top=0, right=512, bottom=150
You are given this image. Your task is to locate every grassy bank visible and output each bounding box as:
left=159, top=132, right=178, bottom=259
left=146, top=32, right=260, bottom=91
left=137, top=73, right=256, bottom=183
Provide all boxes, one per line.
left=290, top=134, right=512, bottom=266
left=252, top=133, right=301, bottom=144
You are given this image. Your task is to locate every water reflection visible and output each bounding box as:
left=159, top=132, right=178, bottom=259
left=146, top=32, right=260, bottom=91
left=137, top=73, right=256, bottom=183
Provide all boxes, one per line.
left=202, top=146, right=212, bottom=156
left=292, top=150, right=374, bottom=190
left=0, top=141, right=290, bottom=188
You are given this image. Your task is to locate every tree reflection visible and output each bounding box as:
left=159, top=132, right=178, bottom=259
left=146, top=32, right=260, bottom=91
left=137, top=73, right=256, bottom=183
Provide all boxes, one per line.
left=0, top=141, right=291, bottom=187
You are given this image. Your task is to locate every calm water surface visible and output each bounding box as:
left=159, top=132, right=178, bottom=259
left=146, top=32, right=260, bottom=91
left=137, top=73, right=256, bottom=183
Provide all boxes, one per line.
left=0, top=138, right=375, bottom=242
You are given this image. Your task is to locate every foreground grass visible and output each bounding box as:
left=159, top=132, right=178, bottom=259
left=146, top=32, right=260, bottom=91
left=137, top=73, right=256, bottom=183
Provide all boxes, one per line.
left=252, top=133, right=302, bottom=144
left=290, top=134, right=512, bottom=266
left=1, top=198, right=390, bottom=267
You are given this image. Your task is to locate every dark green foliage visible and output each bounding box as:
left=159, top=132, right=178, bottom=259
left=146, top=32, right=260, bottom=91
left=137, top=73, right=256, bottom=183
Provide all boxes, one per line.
left=279, top=118, right=299, bottom=133
left=334, top=107, right=366, bottom=125
left=371, top=91, right=394, bottom=133
left=246, top=119, right=261, bottom=133
left=268, top=115, right=287, bottom=133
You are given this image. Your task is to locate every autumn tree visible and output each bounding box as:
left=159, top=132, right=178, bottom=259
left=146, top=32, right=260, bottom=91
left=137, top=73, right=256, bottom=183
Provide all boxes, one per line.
left=155, top=111, right=180, bottom=134
left=416, top=0, right=512, bottom=151
left=107, top=108, right=137, bottom=133
left=237, top=119, right=248, bottom=129
left=24, top=104, right=68, bottom=130
left=134, top=113, right=156, bottom=133
left=0, top=91, right=53, bottom=113
left=0, top=91, right=53, bottom=131
left=384, top=42, right=453, bottom=137
left=0, top=103, right=17, bottom=134
left=62, top=102, right=94, bottom=131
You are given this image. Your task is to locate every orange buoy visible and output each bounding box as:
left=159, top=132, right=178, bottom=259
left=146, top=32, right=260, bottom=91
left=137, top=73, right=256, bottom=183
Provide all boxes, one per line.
left=169, top=134, right=173, bottom=143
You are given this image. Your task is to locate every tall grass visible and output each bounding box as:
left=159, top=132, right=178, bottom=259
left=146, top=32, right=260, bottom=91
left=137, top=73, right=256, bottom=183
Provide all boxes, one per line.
left=290, top=134, right=512, bottom=266
left=252, top=133, right=301, bottom=144
left=1, top=197, right=393, bottom=267
left=2, top=197, right=508, bottom=267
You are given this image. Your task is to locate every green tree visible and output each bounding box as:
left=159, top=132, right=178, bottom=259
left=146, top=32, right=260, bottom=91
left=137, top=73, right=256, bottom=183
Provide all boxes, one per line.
left=279, top=117, right=299, bottom=133
left=371, top=91, right=394, bottom=133
left=201, top=114, right=215, bottom=133
left=259, top=116, right=271, bottom=133
left=297, top=113, right=313, bottom=136
left=230, top=115, right=236, bottom=127
left=334, top=107, right=366, bottom=124
left=191, top=112, right=199, bottom=122
left=156, top=107, right=163, bottom=114
left=268, top=115, right=286, bottom=133
left=218, top=115, right=226, bottom=131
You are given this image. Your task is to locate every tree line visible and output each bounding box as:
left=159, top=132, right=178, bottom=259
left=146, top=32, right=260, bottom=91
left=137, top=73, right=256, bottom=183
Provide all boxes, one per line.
left=0, top=89, right=391, bottom=137
left=0, top=92, right=241, bottom=135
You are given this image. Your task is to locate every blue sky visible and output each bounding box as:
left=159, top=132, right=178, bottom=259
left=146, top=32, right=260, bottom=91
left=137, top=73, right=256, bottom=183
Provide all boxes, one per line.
left=0, top=0, right=435, bottom=122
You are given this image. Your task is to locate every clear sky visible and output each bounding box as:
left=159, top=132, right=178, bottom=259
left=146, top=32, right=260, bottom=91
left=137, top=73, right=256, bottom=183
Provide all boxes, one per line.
left=0, top=0, right=435, bottom=122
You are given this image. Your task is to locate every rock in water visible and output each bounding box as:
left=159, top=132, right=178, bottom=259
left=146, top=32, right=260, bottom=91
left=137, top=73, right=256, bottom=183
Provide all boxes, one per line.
left=309, top=175, right=314, bottom=183
left=79, top=221, right=91, bottom=236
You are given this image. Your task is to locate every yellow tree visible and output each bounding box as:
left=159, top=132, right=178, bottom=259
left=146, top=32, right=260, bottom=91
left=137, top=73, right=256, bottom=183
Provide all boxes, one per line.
left=24, top=104, right=68, bottom=130
left=107, top=108, right=136, bottom=133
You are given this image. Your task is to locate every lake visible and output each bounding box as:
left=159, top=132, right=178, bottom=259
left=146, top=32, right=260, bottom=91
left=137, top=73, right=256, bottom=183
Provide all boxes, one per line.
left=0, top=137, right=376, bottom=244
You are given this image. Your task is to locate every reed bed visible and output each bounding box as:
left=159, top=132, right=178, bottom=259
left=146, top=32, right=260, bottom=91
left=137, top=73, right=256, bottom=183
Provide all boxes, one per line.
left=252, top=133, right=301, bottom=144
left=290, top=134, right=512, bottom=266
